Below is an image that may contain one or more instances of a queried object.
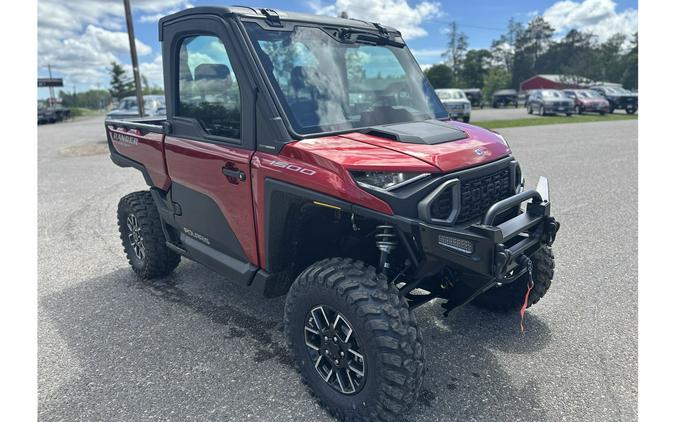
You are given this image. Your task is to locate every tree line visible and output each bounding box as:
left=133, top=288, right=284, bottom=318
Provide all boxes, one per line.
left=58, top=62, right=164, bottom=110
left=425, top=16, right=638, bottom=98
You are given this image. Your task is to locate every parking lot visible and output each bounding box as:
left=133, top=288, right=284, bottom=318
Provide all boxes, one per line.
left=470, top=106, right=636, bottom=122
left=38, top=114, right=637, bottom=421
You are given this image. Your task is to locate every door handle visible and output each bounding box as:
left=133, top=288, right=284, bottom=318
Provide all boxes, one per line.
left=222, top=166, right=246, bottom=183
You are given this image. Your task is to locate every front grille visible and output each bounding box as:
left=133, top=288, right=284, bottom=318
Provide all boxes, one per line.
left=429, top=168, right=514, bottom=223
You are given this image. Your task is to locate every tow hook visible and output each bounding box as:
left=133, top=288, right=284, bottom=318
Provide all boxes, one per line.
left=493, top=244, right=511, bottom=280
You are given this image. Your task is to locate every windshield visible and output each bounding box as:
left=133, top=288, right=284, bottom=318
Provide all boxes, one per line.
left=605, top=87, right=630, bottom=95
left=542, top=90, right=563, bottom=98
left=119, top=98, right=138, bottom=110
left=579, top=90, right=601, bottom=98
left=436, top=90, right=466, bottom=100
left=244, top=23, right=447, bottom=135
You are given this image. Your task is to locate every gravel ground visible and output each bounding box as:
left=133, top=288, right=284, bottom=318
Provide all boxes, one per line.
left=38, top=116, right=637, bottom=421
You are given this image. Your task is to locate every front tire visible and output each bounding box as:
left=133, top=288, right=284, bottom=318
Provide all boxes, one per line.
left=462, top=116, right=470, bottom=123
left=117, top=191, right=180, bottom=279
left=285, top=258, right=424, bottom=422
left=472, top=247, right=554, bottom=312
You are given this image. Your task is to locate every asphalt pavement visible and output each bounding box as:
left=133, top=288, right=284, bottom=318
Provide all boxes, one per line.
left=38, top=115, right=637, bottom=421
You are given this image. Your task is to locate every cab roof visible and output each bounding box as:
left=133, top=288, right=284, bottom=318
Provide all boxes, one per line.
left=158, top=6, right=400, bottom=40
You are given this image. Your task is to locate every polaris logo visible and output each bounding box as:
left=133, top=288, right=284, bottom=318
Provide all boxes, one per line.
left=111, top=132, right=138, bottom=145
left=269, top=160, right=316, bottom=176
left=474, top=148, right=485, bottom=156
left=183, top=227, right=210, bottom=245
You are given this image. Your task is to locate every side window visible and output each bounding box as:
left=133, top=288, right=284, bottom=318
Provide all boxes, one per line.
left=178, top=35, right=241, bottom=139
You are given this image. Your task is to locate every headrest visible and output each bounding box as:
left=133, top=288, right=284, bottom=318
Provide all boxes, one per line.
left=194, top=63, right=230, bottom=81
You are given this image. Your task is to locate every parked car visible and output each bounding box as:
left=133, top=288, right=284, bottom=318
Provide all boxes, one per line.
left=588, top=85, right=637, bottom=114
left=527, top=89, right=573, bottom=116
left=107, top=95, right=166, bottom=119
left=38, top=107, right=56, bottom=124
left=562, top=89, right=610, bottom=115
left=435, top=88, right=471, bottom=122
left=38, top=105, right=71, bottom=124
left=462, top=88, right=484, bottom=108
left=491, top=89, right=518, bottom=108
left=104, top=6, right=560, bottom=422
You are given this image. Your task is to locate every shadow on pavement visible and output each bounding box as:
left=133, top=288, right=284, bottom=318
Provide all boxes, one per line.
left=40, top=261, right=552, bottom=421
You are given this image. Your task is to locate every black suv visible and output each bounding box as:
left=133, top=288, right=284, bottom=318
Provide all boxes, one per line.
left=491, top=89, right=518, bottom=108
left=589, top=85, right=637, bottom=114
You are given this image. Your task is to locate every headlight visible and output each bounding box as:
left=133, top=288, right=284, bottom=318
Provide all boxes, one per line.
left=489, top=130, right=510, bottom=149
left=350, top=171, right=429, bottom=191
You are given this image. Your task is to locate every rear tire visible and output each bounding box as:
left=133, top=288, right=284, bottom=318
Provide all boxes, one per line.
left=462, top=116, right=470, bottom=123
left=472, top=247, right=554, bottom=312
left=285, top=258, right=424, bottom=422
left=117, top=190, right=180, bottom=279
left=527, top=105, right=532, bottom=114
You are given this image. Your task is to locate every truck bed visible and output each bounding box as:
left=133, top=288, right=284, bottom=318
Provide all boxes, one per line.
left=105, top=117, right=170, bottom=190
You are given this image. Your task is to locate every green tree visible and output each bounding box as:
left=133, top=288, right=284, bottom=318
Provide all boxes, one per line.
left=483, top=67, right=511, bottom=99
left=512, top=16, right=554, bottom=88
left=443, top=22, right=468, bottom=84
left=490, top=18, right=523, bottom=74
left=59, top=89, right=112, bottom=109
left=424, top=64, right=454, bottom=88
left=108, top=61, right=134, bottom=100
left=621, top=32, right=638, bottom=89
left=142, top=74, right=165, bottom=95
left=460, top=49, right=492, bottom=88
left=537, top=29, right=597, bottom=84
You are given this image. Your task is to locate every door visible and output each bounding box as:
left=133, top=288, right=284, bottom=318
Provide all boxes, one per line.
left=162, top=23, right=259, bottom=283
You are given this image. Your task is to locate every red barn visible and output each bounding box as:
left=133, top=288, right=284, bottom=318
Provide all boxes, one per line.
left=520, top=74, right=592, bottom=91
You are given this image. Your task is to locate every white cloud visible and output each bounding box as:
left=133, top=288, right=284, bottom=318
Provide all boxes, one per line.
left=139, top=3, right=194, bottom=24
left=38, top=0, right=190, bottom=91
left=542, top=0, right=637, bottom=42
left=309, top=0, right=441, bottom=39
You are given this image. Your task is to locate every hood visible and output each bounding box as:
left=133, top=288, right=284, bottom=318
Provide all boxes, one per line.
left=337, top=120, right=511, bottom=173
left=441, top=99, right=470, bottom=106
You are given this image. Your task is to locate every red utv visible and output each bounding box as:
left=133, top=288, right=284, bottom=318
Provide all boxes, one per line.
left=105, top=7, right=560, bottom=421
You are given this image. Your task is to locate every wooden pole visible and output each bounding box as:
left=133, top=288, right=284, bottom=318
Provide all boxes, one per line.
left=123, top=0, right=145, bottom=117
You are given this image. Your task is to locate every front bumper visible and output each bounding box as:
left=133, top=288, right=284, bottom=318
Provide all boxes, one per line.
left=544, top=104, right=573, bottom=114
left=415, top=177, right=559, bottom=280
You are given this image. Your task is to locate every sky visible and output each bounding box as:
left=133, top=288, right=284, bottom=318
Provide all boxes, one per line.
left=37, top=0, right=638, bottom=98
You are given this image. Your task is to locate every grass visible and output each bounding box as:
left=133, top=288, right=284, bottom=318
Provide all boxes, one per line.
left=69, top=107, right=105, bottom=118
left=473, top=113, right=638, bottom=129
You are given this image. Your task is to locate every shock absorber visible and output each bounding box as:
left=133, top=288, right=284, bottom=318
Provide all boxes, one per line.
left=375, top=225, right=398, bottom=274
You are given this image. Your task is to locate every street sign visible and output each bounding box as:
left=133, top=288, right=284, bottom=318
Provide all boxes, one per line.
left=38, top=78, right=64, bottom=87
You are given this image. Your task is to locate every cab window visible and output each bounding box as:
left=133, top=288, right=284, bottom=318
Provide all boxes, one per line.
left=177, top=35, right=241, bottom=139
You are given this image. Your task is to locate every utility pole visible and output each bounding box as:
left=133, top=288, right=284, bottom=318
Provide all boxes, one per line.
left=123, top=0, right=145, bottom=117
left=47, top=64, right=55, bottom=107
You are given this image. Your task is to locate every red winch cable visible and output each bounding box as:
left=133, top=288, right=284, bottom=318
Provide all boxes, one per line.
left=519, top=258, right=534, bottom=333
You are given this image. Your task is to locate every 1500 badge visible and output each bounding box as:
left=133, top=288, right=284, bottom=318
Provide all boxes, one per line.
left=269, top=160, right=316, bottom=175
left=111, top=132, right=138, bottom=146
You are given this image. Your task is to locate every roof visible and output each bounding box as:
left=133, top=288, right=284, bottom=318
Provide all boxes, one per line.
left=159, top=6, right=399, bottom=37
left=521, top=74, right=596, bottom=85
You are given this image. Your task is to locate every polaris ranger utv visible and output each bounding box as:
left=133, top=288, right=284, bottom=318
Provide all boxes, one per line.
left=106, top=7, right=560, bottom=421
